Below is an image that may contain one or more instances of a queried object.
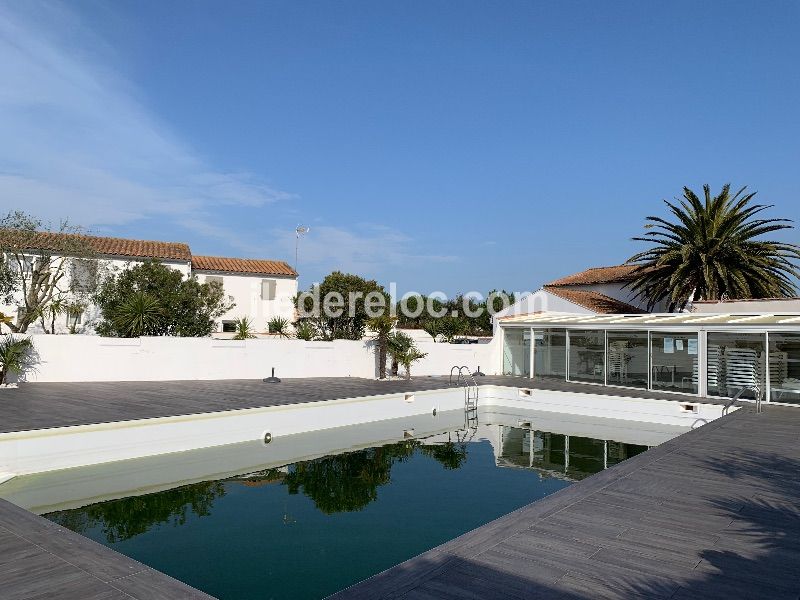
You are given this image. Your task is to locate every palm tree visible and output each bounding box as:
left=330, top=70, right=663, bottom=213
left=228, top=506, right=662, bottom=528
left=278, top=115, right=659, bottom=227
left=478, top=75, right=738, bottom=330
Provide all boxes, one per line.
left=627, top=184, right=800, bottom=311
left=387, top=330, right=414, bottom=377
left=397, top=346, right=427, bottom=380
left=368, top=315, right=396, bottom=379
left=0, top=335, right=35, bottom=384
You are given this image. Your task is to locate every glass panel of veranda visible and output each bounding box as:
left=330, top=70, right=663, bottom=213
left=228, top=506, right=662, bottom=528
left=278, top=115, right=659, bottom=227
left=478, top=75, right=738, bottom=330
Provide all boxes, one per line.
left=768, top=332, right=800, bottom=403
left=607, top=330, right=648, bottom=389
left=503, top=328, right=531, bottom=377
left=567, top=329, right=605, bottom=384
left=533, top=328, right=567, bottom=381
left=706, top=332, right=766, bottom=401
left=649, top=331, right=699, bottom=394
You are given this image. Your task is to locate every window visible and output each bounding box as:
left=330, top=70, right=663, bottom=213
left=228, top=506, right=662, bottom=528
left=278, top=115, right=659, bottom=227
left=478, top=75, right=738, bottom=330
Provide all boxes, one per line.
left=65, top=309, right=83, bottom=326
left=261, top=279, right=276, bottom=301
left=650, top=331, right=698, bottom=394
left=206, top=275, right=223, bottom=286
left=568, top=329, right=605, bottom=384
left=69, top=259, right=97, bottom=293
left=607, top=330, right=648, bottom=389
left=706, top=332, right=765, bottom=400
left=503, top=328, right=531, bottom=376
left=533, top=329, right=567, bottom=381
left=222, top=321, right=236, bottom=333
left=768, top=333, right=800, bottom=403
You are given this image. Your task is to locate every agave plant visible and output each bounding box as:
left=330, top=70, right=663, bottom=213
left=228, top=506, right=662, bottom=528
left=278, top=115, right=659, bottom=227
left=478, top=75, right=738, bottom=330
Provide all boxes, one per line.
left=110, top=291, right=163, bottom=337
left=232, top=317, right=257, bottom=340
left=628, top=184, right=800, bottom=311
left=0, top=335, right=35, bottom=384
left=268, top=316, right=291, bottom=339
left=294, top=319, right=316, bottom=341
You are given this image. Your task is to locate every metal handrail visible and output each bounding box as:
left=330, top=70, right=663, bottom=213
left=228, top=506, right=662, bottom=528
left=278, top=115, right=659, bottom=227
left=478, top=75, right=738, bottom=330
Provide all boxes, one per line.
left=450, top=365, right=477, bottom=389
left=722, top=385, right=762, bottom=415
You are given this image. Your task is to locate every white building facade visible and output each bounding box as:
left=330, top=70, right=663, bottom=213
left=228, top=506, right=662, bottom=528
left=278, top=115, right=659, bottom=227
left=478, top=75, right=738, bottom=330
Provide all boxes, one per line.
left=1, top=233, right=297, bottom=335
left=191, top=255, right=298, bottom=334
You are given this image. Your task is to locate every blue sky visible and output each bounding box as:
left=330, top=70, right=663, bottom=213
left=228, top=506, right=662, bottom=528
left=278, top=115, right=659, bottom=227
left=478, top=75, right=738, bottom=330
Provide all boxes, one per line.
left=1, top=1, right=799, bottom=296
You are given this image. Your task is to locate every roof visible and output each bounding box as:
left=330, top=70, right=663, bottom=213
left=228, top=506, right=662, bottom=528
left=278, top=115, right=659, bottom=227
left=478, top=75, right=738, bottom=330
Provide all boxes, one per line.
left=499, top=311, right=800, bottom=327
left=192, top=255, right=297, bottom=277
left=546, top=264, right=639, bottom=287
left=693, top=297, right=800, bottom=304
left=0, top=230, right=191, bottom=261
left=544, top=286, right=647, bottom=315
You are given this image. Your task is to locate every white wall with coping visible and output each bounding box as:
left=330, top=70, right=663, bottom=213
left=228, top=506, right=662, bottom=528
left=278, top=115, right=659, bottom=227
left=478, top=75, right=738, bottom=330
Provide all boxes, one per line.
left=20, top=333, right=501, bottom=382
left=480, top=385, right=726, bottom=426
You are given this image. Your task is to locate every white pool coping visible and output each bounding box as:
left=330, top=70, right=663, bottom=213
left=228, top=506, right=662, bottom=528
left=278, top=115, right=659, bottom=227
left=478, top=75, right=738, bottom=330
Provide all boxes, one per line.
left=0, top=385, right=729, bottom=479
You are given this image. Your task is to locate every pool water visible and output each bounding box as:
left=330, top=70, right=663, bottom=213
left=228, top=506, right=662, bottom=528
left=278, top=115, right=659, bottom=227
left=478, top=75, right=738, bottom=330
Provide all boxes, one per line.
left=37, top=414, right=656, bottom=599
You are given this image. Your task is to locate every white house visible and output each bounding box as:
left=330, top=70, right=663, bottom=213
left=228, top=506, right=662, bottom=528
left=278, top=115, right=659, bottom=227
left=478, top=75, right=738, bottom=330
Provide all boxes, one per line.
left=1, top=231, right=297, bottom=334
left=191, top=255, right=298, bottom=334
left=495, top=264, right=664, bottom=324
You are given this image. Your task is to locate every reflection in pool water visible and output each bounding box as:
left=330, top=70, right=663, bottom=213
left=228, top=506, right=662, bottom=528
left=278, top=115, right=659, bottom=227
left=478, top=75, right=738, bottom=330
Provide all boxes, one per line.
left=7, top=411, right=677, bottom=600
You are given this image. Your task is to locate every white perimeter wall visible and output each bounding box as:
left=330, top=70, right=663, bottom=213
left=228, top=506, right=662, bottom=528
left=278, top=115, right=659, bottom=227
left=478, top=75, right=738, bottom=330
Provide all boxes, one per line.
left=21, top=334, right=501, bottom=382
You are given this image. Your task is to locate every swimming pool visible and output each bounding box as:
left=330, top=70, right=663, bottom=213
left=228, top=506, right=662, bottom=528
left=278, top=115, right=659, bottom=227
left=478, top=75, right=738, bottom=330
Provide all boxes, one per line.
left=1, top=408, right=687, bottom=599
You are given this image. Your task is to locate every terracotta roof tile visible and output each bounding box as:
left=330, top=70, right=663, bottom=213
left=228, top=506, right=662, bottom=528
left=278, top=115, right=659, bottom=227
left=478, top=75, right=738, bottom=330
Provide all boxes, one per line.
left=546, top=264, right=639, bottom=286
left=544, top=286, right=647, bottom=314
left=192, top=255, right=297, bottom=277
left=0, top=230, right=191, bottom=261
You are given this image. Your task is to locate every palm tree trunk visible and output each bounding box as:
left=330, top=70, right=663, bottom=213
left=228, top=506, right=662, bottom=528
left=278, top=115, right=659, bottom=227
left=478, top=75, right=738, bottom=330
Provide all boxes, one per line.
left=378, top=341, right=387, bottom=379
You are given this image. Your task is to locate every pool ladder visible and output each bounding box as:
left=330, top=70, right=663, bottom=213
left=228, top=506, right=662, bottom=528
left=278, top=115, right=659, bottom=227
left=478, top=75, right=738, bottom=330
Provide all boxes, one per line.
left=450, top=366, right=479, bottom=441
left=722, top=385, right=763, bottom=415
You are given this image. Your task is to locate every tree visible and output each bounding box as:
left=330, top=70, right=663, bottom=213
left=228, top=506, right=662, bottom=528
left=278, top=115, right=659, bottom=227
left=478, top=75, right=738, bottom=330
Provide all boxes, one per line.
left=387, top=330, right=414, bottom=377
left=368, top=314, right=397, bottom=379
left=627, top=184, right=800, bottom=311
left=296, top=271, right=389, bottom=340
left=94, top=260, right=234, bottom=337
left=0, top=211, right=98, bottom=333
left=397, top=346, right=427, bottom=380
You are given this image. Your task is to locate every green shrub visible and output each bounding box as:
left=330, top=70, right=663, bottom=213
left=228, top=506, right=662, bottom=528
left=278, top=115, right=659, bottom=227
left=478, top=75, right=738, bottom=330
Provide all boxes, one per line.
left=0, top=335, right=36, bottom=384
left=268, top=316, right=291, bottom=339
left=232, top=317, right=256, bottom=340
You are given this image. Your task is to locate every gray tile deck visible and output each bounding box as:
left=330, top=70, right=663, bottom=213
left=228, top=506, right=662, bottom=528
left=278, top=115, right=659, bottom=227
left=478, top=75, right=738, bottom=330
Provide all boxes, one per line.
left=2, top=376, right=797, bottom=599
left=0, top=497, right=213, bottom=599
